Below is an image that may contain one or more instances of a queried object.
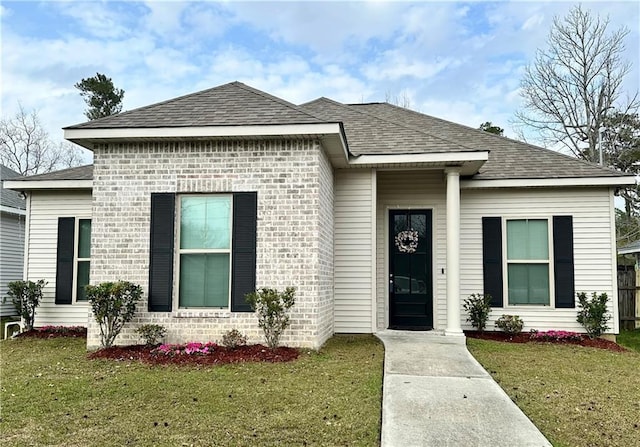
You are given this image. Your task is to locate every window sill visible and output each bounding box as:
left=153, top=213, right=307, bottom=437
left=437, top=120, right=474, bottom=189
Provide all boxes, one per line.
left=175, top=310, right=231, bottom=319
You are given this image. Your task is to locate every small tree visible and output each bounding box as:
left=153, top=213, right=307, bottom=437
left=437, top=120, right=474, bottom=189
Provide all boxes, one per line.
left=479, top=121, right=504, bottom=136
left=4, top=280, right=46, bottom=331
left=576, top=292, right=611, bottom=339
left=86, top=281, right=142, bottom=348
left=245, top=287, right=296, bottom=349
left=463, top=293, right=493, bottom=332
left=75, top=73, right=125, bottom=120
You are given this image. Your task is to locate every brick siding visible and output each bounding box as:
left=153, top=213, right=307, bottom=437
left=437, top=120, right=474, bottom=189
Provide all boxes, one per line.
left=88, top=139, right=334, bottom=349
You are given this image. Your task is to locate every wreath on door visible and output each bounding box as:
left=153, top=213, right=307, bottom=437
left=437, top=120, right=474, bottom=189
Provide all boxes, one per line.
left=395, top=229, right=419, bottom=253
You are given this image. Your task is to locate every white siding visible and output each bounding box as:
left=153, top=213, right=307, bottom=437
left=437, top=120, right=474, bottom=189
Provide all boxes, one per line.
left=376, top=171, right=447, bottom=331
left=26, top=190, right=92, bottom=327
left=460, top=187, right=619, bottom=333
left=334, top=169, right=375, bottom=332
left=0, top=211, right=25, bottom=316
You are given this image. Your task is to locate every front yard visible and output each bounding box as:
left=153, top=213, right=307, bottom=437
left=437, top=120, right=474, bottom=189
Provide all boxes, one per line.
left=0, top=335, right=384, bottom=447
left=468, top=332, right=640, bottom=447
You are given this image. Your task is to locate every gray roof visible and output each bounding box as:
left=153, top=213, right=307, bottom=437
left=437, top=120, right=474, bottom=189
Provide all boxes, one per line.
left=62, top=82, right=628, bottom=181
left=0, top=165, right=26, bottom=210
left=66, top=81, right=325, bottom=129
left=618, top=240, right=640, bottom=255
left=348, top=102, right=624, bottom=180
left=299, top=98, right=478, bottom=156
left=8, top=165, right=94, bottom=182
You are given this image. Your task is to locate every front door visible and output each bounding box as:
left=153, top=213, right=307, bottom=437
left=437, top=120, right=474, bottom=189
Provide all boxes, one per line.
left=389, top=209, right=433, bottom=330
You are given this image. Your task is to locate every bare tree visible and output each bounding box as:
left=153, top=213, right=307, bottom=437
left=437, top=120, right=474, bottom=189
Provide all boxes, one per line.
left=0, top=105, right=84, bottom=176
left=515, top=5, right=638, bottom=163
left=385, top=90, right=413, bottom=109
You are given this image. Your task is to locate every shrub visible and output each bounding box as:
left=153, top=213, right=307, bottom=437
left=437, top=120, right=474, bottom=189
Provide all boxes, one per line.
left=136, top=324, right=167, bottom=346
left=245, top=287, right=296, bottom=349
left=462, top=293, right=492, bottom=332
left=86, top=281, right=142, bottom=348
left=221, top=329, right=247, bottom=349
left=4, top=280, right=46, bottom=331
left=576, top=292, right=611, bottom=338
left=495, top=315, right=524, bottom=336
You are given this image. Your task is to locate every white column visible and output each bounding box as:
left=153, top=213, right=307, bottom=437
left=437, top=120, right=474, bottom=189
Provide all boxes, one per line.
left=445, top=168, right=463, bottom=336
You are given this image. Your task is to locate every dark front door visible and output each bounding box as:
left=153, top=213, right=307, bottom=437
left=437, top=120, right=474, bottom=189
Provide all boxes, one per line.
left=389, top=209, right=433, bottom=330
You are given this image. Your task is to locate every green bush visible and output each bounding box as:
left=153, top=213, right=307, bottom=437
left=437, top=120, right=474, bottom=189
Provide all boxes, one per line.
left=463, top=293, right=492, bottom=332
left=4, top=280, right=46, bottom=331
left=245, top=287, right=296, bottom=349
left=576, top=292, right=610, bottom=338
left=495, top=315, right=524, bottom=336
left=86, top=281, right=142, bottom=348
left=136, top=324, right=166, bottom=346
left=221, top=329, right=247, bottom=349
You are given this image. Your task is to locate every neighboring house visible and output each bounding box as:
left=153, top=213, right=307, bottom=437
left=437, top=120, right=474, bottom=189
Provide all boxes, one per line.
left=1, top=165, right=26, bottom=317
left=5, top=82, right=635, bottom=349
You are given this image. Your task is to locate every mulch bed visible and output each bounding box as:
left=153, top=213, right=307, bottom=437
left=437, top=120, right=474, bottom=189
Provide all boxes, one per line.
left=16, top=327, right=88, bottom=339
left=87, top=344, right=300, bottom=366
left=465, top=330, right=627, bottom=352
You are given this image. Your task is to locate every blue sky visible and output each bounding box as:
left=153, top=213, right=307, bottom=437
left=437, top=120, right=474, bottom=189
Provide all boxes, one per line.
left=1, top=1, right=638, bottom=157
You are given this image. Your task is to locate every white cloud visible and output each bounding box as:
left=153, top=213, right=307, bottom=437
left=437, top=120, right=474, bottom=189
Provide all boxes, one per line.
left=49, top=1, right=134, bottom=39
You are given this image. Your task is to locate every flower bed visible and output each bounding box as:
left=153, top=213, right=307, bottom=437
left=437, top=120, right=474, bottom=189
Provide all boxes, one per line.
left=88, top=343, right=299, bottom=366
left=465, top=330, right=626, bottom=352
left=16, top=326, right=87, bottom=338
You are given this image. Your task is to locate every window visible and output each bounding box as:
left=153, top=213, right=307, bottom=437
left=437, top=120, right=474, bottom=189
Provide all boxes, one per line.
left=75, top=219, right=91, bottom=301
left=506, top=219, right=550, bottom=305
left=55, top=217, right=91, bottom=305
left=177, top=195, right=232, bottom=308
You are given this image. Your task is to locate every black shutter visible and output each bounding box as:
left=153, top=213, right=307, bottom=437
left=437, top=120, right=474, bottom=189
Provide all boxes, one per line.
left=148, top=193, right=175, bottom=312
left=55, top=217, right=75, bottom=304
left=231, top=192, right=257, bottom=312
left=553, top=216, right=575, bottom=308
left=482, top=217, right=503, bottom=307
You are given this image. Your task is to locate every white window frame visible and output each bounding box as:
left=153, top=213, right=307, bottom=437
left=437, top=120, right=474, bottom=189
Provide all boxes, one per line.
left=503, top=217, right=555, bottom=307
left=73, top=217, right=91, bottom=303
left=175, top=194, right=233, bottom=310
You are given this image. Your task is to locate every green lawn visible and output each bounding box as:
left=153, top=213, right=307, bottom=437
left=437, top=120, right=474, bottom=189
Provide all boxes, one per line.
left=468, top=338, right=640, bottom=447
left=0, top=335, right=383, bottom=447
left=617, top=328, right=640, bottom=353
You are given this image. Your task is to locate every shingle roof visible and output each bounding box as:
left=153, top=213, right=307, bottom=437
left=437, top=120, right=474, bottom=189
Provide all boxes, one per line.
left=61, top=82, right=629, bottom=181
left=8, top=165, right=94, bottom=181
left=348, top=102, right=624, bottom=179
left=299, top=98, right=478, bottom=156
left=66, top=82, right=325, bottom=129
left=1, top=165, right=26, bottom=210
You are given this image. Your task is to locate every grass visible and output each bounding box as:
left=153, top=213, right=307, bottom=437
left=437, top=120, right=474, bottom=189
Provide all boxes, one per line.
left=0, top=335, right=383, bottom=446
left=617, top=328, right=640, bottom=353
left=467, top=339, right=640, bottom=447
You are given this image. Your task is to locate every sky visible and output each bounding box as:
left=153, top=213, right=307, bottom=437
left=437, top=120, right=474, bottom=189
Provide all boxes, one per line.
left=1, top=0, right=639, bottom=162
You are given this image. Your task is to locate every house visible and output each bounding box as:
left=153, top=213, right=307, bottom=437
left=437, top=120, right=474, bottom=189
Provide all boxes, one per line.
left=5, top=82, right=635, bottom=349
left=1, top=165, right=26, bottom=317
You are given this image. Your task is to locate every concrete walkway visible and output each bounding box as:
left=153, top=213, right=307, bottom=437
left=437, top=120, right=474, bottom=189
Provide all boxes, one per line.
left=376, top=331, right=551, bottom=447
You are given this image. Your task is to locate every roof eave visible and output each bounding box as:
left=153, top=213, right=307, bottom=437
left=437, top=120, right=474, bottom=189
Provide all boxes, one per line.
left=3, top=180, right=93, bottom=191
left=66, top=122, right=345, bottom=149
left=348, top=151, right=489, bottom=175
left=460, top=176, right=636, bottom=189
